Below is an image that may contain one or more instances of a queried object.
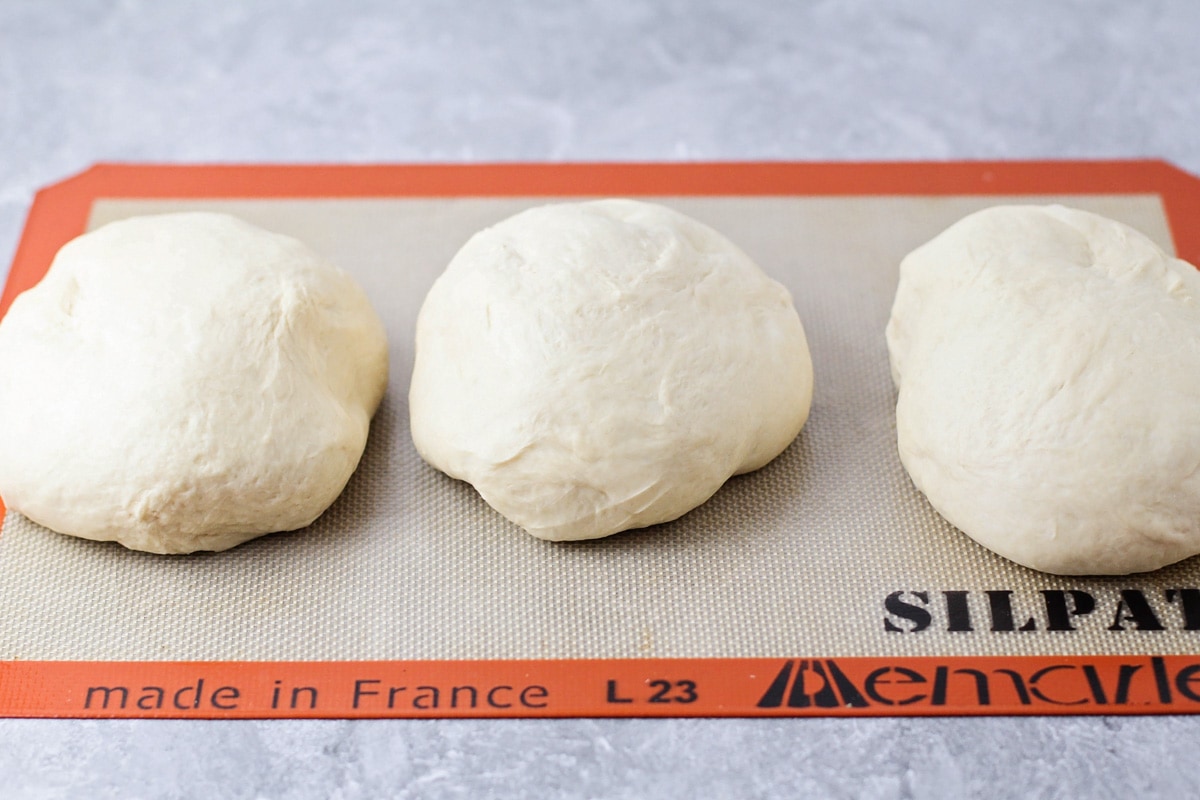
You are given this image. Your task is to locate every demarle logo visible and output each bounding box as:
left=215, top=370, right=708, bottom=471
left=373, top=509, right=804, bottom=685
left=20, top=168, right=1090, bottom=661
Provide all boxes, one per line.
left=757, top=659, right=869, bottom=709
left=754, top=655, right=1200, bottom=710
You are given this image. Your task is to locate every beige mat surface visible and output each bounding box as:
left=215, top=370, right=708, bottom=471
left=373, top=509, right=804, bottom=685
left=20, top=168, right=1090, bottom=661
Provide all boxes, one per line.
left=2, top=192, right=1194, bottom=663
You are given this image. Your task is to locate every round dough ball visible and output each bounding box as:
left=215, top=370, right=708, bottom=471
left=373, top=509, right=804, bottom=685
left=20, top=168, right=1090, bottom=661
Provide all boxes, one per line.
left=410, top=199, right=813, bottom=541
left=887, top=204, right=1200, bottom=575
left=0, top=212, right=388, bottom=554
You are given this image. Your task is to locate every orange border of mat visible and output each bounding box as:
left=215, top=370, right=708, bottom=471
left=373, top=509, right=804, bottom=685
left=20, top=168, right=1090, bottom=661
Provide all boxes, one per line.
left=3, top=160, right=1200, bottom=719
left=6, top=655, right=1200, bottom=719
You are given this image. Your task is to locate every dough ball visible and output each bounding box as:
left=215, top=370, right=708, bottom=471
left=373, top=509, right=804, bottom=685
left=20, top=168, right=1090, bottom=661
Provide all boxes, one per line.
left=887, top=205, right=1200, bottom=575
left=410, top=199, right=813, bottom=541
left=0, top=212, right=388, bottom=554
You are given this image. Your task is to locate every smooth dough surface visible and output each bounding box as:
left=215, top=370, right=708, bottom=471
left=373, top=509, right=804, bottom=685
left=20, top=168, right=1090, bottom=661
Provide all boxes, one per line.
left=410, top=199, right=813, bottom=541
left=0, top=212, right=388, bottom=554
left=887, top=204, right=1200, bottom=575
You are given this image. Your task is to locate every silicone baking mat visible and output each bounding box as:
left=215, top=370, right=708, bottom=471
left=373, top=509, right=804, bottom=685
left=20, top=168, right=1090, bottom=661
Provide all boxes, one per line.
left=2, top=162, right=1200, bottom=718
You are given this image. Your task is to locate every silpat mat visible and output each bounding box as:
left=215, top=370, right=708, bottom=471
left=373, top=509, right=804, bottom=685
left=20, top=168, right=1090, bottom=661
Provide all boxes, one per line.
left=2, top=162, right=1200, bottom=719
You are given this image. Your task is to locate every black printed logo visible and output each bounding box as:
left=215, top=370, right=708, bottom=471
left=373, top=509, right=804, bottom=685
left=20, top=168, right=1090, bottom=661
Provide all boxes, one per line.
left=757, top=659, right=869, bottom=709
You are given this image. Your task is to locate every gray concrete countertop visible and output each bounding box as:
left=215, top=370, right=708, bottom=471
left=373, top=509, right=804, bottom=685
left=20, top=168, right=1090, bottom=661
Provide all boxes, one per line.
left=2, top=2, right=1200, bottom=797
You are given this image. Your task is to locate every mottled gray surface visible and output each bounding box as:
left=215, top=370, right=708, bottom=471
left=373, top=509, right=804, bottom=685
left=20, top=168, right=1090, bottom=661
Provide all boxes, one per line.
left=2, top=1, right=1200, bottom=798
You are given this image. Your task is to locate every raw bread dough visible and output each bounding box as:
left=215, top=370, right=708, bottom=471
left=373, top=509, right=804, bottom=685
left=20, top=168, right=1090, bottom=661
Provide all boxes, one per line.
left=887, top=204, right=1200, bottom=575
left=410, top=199, right=813, bottom=541
left=0, top=212, right=388, bottom=554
